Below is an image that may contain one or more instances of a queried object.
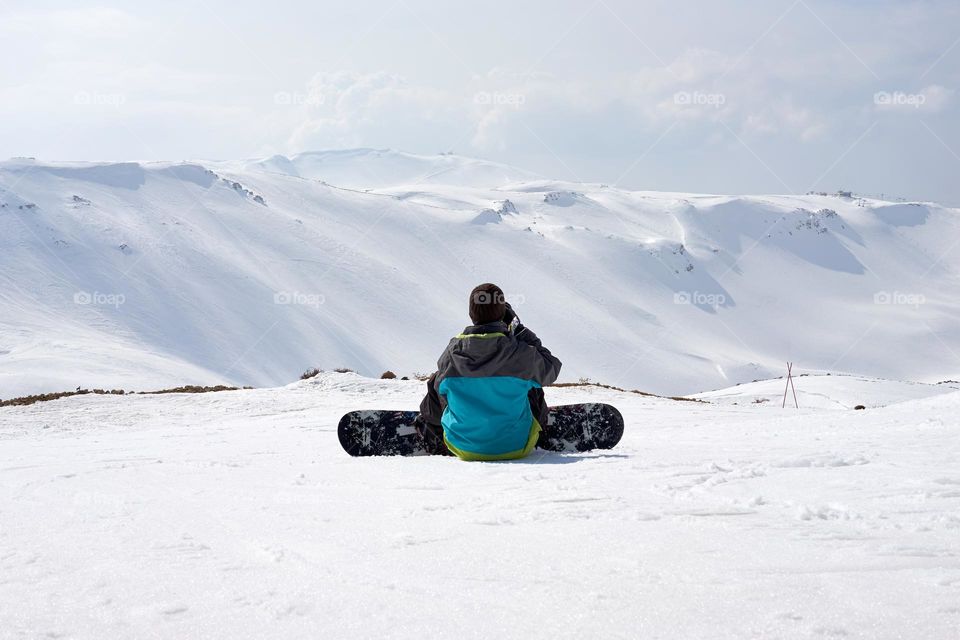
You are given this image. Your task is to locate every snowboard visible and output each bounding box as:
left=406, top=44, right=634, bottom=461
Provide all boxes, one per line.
left=337, top=403, right=624, bottom=457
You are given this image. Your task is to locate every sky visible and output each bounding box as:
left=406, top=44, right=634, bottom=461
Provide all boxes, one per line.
left=1, top=0, right=958, bottom=203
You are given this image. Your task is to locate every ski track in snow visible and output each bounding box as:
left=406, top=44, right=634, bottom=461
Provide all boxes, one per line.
left=1, top=373, right=959, bottom=639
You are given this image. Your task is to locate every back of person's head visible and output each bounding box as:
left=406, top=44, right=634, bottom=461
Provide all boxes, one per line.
left=469, top=283, right=506, bottom=325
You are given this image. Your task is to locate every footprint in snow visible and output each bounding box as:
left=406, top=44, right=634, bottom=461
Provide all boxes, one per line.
left=161, top=605, right=188, bottom=616
left=776, top=611, right=803, bottom=621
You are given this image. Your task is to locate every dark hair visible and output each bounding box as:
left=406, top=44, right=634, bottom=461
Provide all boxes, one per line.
left=469, top=283, right=506, bottom=325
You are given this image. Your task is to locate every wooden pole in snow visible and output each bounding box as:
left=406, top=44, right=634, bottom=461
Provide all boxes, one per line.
left=782, top=362, right=799, bottom=408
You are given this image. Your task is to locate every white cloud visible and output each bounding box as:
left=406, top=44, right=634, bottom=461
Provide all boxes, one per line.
left=740, top=101, right=829, bottom=141
left=286, top=71, right=462, bottom=151
left=0, top=0, right=957, bottom=202
left=280, top=46, right=843, bottom=158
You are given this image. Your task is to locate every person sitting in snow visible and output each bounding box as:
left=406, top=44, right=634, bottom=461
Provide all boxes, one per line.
left=419, top=283, right=562, bottom=460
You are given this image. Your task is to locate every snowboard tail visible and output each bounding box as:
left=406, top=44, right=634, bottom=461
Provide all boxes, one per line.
left=537, top=402, right=624, bottom=453
left=337, top=410, right=429, bottom=457
left=337, top=403, right=624, bottom=457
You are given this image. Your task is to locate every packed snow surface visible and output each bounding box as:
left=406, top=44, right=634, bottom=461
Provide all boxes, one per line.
left=2, top=372, right=959, bottom=639
left=2, top=149, right=959, bottom=397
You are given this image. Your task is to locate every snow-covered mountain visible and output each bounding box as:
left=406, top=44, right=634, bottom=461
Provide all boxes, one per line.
left=239, top=148, right=541, bottom=189
left=1, top=149, right=957, bottom=397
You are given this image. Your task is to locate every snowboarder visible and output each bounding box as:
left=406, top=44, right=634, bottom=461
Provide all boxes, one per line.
left=418, top=283, right=562, bottom=460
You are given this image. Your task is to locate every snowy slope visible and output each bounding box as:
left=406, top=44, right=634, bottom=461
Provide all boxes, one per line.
left=1, top=373, right=959, bottom=639
left=1, top=151, right=958, bottom=397
left=691, top=374, right=960, bottom=409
